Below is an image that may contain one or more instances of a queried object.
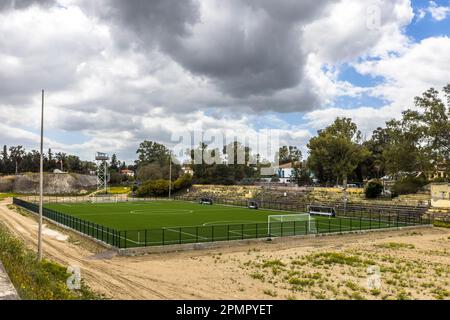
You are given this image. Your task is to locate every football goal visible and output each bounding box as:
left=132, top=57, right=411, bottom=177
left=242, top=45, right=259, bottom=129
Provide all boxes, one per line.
left=89, top=196, right=119, bottom=204
left=268, top=213, right=317, bottom=237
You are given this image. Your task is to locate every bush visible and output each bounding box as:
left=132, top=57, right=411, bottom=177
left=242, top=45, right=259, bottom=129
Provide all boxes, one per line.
left=364, top=179, right=383, bottom=199
left=173, top=174, right=193, bottom=190
left=136, top=179, right=170, bottom=197
left=391, top=176, right=427, bottom=197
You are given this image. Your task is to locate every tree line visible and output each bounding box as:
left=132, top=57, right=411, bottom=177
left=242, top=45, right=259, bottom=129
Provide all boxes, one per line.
left=0, top=146, right=97, bottom=175
left=308, top=84, right=450, bottom=191
left=2, top=85, right=448, bottom=195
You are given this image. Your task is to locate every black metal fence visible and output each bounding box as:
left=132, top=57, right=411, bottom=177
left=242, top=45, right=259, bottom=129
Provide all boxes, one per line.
left=173, top=195, right=429, bottom=219
left=13, top=198, right=121, bottom=247
left=13, top=197, right=431, bottom=249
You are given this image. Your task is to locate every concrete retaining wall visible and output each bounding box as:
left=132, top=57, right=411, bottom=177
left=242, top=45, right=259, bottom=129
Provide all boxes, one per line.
left=0, top=261, right=19, bottom=300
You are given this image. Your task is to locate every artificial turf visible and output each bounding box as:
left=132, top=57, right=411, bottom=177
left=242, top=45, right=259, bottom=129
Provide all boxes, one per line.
left=43, top=200, right=405, bottom=248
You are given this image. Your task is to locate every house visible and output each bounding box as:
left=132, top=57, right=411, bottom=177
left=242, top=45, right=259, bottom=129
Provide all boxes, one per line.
left=275, top=162, right=297, bottom=184
left=120, top=169, right=135, bottom=178
left=181, top=165, right=194, bottom=176
left=430, top=183, right=450, bottom=208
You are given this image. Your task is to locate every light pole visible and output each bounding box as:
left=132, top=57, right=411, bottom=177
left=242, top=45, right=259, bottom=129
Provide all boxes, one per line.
left=168, top=151, right=172, bottom=199
left=38, top=90, right=44, bottom=261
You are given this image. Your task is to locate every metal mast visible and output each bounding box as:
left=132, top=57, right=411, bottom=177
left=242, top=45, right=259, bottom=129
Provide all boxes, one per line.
left=95, top=152, right=109, bottom=194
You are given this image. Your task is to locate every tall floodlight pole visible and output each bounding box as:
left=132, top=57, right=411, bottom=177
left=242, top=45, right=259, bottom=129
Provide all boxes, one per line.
left=38, top=90, right=44, bottom=261
left=168, top=151, right=172, bottom=199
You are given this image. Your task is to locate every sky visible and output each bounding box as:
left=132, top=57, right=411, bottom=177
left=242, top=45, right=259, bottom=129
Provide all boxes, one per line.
left=0, top=0, right=449, bottom=163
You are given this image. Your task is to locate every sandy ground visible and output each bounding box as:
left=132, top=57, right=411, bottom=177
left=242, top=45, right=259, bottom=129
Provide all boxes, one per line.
left=1, top=198, right=449, bottom=300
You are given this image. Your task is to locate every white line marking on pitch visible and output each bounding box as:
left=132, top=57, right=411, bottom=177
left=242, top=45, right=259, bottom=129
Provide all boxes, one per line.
left=165, top=228, right=209, bottom=240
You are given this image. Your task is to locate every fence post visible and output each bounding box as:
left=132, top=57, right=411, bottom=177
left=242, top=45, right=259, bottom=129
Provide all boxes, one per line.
left=196, top=226, right=199, bottom=243
left=124, top=231, right=127, bottom=248
left=256, top=223, right=258, bottom=238
left=339, top=218, right=342, bottom=233
left=145, top=229, right=147, bottom=247
left=329, top=219, right=331, bottom=233
left=179, top=227, right=182, bottom=244
left=211, top=226, right=214, bottom=242
left=162, top=228, right=165, bottom=246
left=227, top=225, right=230, bottom=241
left=241, top=224, right=244, bottom=240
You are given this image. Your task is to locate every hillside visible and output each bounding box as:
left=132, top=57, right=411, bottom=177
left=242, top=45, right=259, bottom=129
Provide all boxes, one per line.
left=0, top=173, right=97, bottom=195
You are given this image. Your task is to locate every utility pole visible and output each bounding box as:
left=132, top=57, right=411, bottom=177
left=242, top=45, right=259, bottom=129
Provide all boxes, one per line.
left=168, top=151, right=172, bottom=199
left=38, top=90, right=44, bottom=261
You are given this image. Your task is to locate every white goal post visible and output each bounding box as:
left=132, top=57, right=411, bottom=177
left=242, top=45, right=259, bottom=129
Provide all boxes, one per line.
left=268, top=213, right=317, bottom=236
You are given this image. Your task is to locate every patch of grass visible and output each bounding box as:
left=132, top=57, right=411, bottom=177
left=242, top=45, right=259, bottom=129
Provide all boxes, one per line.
left=262, top=259, right=286, bottom=268
left=0, top=222, right=103, bottom=300
left=433, top=220, right=450, bottom=228
left=370, top=289, right=381, bottom=296
left=307, top=252, right=374, bottom=267
left=250, top=272, right=265, bottom=281
left=0, top=193, right=19, bottom=200
left=431, top=288, right=450, bottom=300
left=396, top=290, right=412, bottom=300
left=376, top=242, right=415, bottom=250
left=263, top=289, right=278, bottom=297
left=106, top=187, right=131, bottom=195
left=288, top=277, right=315, bottom=287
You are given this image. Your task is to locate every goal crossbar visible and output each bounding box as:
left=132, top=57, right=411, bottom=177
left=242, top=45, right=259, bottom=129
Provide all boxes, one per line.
left=267, top=213, right=316, bottom=236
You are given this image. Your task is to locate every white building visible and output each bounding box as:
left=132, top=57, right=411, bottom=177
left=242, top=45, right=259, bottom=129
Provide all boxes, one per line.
left=120, top=169, right=135, bottom=178
left=276, top=163, right=296, bottom=183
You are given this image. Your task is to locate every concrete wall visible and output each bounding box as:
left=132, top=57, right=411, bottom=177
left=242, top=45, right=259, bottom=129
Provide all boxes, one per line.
left=430, top=183, right=450, bottom=208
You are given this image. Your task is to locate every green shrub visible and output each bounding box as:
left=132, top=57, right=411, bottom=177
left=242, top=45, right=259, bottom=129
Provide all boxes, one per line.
left=173, top=174, right=193, bottom=191
left=391, top=176, right=427, bottom=197
left=365, top=179, right=383, bottom=199
left=136, top=179, right=170, bottom=197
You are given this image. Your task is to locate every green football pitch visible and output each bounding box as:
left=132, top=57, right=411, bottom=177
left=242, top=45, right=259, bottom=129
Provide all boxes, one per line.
left=44, top=200, right=403, bottom=248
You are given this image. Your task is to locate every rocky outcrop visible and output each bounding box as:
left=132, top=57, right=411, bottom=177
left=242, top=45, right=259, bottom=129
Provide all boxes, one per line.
left=0, top=173, right=97, bottom=195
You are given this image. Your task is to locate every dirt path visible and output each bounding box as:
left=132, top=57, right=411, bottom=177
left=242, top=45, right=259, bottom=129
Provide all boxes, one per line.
left=1, top=199, right=449, bottom=300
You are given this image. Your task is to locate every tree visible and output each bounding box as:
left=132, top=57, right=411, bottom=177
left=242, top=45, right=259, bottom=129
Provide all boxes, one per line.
left=110, top=154, right=119, bottom=172
left=365, top=179, right=383, bottom=199
left=307, top=118, right=370, bottom=187
left=136, top=140, right=170, bottom=166
left=278, top=146, right=302, bottom=165
left=9, top=146, right=25, bottom=175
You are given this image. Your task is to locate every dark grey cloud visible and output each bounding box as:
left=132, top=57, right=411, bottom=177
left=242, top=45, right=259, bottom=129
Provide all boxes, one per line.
left=0, top=0, right=55, bottom=11
left=87, top=0, right=330, bottom=99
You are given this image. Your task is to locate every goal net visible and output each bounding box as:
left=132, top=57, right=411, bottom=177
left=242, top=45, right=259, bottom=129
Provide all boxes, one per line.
left=268, top=213, right=317, bottom=237
left=89, top=196, right=119, bottom=204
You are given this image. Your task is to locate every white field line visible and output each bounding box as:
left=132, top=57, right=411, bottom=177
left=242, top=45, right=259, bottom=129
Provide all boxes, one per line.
left=165, top=228, right=209, bottom=240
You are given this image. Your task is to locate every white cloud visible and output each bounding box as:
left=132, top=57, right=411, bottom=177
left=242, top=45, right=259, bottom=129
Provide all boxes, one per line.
left=0, top=0, right=448, bottom=163
left=428, top=1, right=450, bottom=21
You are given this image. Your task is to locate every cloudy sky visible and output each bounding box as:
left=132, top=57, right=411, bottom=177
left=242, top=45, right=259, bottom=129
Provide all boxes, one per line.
left=1, top=0, right=449, bottom=163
